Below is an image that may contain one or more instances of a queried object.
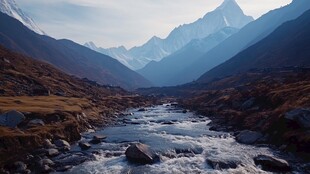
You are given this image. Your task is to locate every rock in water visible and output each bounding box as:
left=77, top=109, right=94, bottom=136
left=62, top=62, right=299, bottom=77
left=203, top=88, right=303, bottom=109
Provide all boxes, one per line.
left=79, top=142, right=91, bottom=150
left=206, top=159, right=240, bottom=170
left=138, top=108, right=147, bottom=112
left=53, top=152, right=90, bottom=166
left=55, top=165, right=73, bottom=172
left=125, top=143, right=158, bottom=164
left=254, top=155, right=291, bottom=172
left=89, top=135, right=107, bottom=144
left=236, top=130, right=263, bottom=144
left=0, top=110, right=25, bottom=128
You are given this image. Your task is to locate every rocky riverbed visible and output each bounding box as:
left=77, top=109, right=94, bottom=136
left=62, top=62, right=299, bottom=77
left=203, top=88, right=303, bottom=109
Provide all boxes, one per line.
left=40, top=104, right=308, bottom=174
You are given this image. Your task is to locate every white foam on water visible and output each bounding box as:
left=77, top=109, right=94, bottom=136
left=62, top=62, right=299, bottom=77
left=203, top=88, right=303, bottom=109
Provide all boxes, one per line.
left=62, top=105, right=284, bottom=174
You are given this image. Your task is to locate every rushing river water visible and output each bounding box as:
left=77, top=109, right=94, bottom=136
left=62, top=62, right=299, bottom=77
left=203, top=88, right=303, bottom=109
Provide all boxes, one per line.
left=62, top=104, right=298, bottom=174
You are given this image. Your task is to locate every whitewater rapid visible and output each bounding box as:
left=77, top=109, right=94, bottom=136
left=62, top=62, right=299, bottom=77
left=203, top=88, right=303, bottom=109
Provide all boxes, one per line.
left=61, top=104, right=293, bottom=174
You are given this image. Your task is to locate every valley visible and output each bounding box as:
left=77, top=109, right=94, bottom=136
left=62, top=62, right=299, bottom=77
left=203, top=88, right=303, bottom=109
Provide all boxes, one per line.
left=0, top=0, right=309, bottom=173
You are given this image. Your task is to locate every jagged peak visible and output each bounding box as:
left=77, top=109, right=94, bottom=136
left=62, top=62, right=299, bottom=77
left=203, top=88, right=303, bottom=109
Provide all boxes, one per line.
left=149, top=36, right=162, bottom=41
left=216, top=0, right=241, bottom=11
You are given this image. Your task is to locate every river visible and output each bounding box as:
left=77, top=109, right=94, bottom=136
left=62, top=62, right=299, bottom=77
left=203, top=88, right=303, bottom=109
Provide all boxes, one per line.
left=60, top=104, right=300, bottom=174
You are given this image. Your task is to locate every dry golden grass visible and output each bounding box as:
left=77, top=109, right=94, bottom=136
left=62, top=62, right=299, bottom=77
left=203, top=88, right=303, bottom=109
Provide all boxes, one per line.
left=0, top=96, right=90, bottom=114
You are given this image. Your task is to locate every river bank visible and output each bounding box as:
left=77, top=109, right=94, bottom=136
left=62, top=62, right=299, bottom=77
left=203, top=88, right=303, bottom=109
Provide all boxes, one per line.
left=178, top=71, right=310, bottom=168
left=37, top=104, right=308, bottom=173
left=0, top=95, right=156, bottom=173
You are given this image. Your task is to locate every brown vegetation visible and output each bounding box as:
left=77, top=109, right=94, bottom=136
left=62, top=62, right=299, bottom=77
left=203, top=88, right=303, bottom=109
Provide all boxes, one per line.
left=180, top=69, right=310, bottom=160
left=0, top=46, right=155, bottom=165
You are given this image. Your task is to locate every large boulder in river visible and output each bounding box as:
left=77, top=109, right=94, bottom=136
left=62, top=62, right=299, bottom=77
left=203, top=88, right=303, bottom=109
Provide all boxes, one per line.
left=125, top=143, right=159, bottom=164
left=236, top=130, right=263, bottom=144
left=284, top=108, right=310, bottom=129
left=254, top=155, right=291, bottom=172
left=0, top=110, right=25, bottom=128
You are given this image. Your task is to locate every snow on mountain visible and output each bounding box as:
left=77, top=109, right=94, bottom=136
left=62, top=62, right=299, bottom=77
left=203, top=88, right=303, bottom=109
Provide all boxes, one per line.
left=0, top=0, right=45, bottom=35
left=137, top=27, right=239, bottom=86
left=85, top=0, right=253, bottom=70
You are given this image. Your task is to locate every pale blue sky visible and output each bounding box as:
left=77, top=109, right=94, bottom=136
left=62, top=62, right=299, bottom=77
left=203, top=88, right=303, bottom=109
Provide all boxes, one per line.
left=16, top=0, right=292, bottom=49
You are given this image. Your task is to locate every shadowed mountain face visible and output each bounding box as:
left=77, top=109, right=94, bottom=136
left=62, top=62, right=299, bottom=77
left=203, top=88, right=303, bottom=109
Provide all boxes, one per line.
left=0, top=45, right=127, bottom=97
left=198, top=9, right=310, bottom=83
left=0, top=12, right=152, bottom=90
left=169, top=0, right=310, bottom=85
left=85, top=0, right=253, bottom=70
left=138, top=27, right=239, bottom=86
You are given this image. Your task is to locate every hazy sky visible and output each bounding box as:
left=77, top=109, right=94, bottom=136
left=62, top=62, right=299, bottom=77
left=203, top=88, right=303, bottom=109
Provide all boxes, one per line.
left=16, top=0, right=292, bottom=49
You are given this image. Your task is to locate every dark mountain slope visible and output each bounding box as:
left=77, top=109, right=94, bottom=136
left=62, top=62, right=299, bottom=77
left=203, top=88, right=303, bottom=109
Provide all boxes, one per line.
left=0, top=45, right=126, bottom=97
left=175, top=0, right=310, bottom=84
left=198, top=9, right=310, bottom=82
left=0, top=12, right=151, bottom=89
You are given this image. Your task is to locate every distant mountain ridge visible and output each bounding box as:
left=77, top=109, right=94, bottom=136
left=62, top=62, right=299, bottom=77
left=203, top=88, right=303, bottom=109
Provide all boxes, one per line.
left=198, top=9, right=310, bottom=83
left=163, top=0, right=310, bottom=86
left=0, top=12, right=152, bottom=89
left=138, top=27, right=239, bottom=86
left=85, top=0, right=253, bottom=70
left=0, top=0, right=45, bottom=35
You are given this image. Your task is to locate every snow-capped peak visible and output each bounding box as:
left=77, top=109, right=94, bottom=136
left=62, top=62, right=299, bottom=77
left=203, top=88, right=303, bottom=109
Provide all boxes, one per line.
left=85, top=0, right=253, bottom=70
left=216, top=0, right=239, bottom=10
left=0, top=0, right=45, bottom=35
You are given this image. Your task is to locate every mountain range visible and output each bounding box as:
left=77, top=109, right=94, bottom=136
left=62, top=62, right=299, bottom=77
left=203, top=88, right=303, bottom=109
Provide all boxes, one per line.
left=0, top=11, right=152, bottom=89
left=138, top=27, right=239, bottom=86
left=0, top=0, right=45, bottom=35
left=174, top=0, right=310, bottom=86
left=198, top=9, right=310, bottom=83
left=139, top=0, right=310, bottom=87
left=85, top=0, right=253, bottom=70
